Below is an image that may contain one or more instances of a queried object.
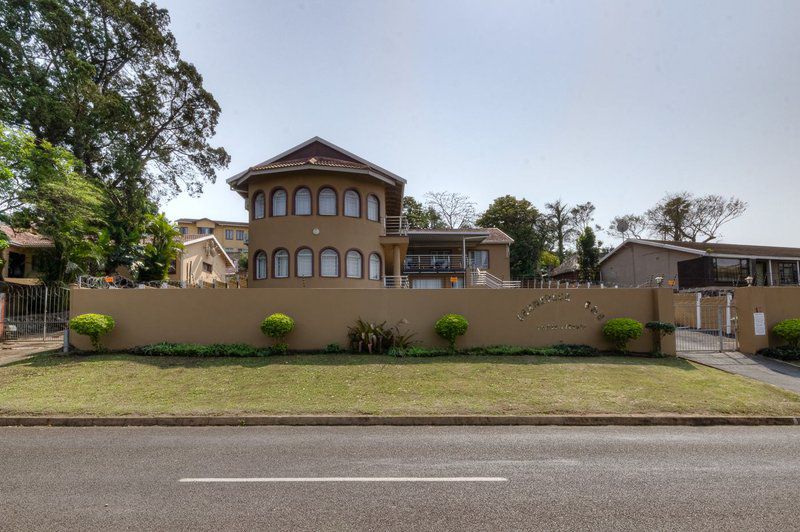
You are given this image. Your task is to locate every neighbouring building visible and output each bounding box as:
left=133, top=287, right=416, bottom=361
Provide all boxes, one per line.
left=226, top=137, right=514, bottom=288
left=0, top=224, right=55, bottom=281
left=600, top=239, right=800, bottom=289
left=548, top=255, right=580, bottom=282
left=168, top=234, right=235, bottom=287
left=175, top=218, right=249, bottom=262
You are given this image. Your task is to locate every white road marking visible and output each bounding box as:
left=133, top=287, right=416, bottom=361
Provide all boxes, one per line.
left=180, top=477, right=508, bottom=483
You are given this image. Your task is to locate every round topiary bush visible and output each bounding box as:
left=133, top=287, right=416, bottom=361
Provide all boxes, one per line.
left=69, top=313, right=115, bottom=351
left=435, top=313, right=469, bottom=350
left=773, top=318, right=800, bottom=348
left=260, top=313, right=295, bottom=347
left=602, top=318, right=644, bottom=353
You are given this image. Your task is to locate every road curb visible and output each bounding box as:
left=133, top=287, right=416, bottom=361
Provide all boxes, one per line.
left=0, top=415, right=798, bottom=427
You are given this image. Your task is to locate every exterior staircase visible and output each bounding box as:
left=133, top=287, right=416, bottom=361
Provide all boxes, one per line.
left=470, top=268, right=521, bottom=289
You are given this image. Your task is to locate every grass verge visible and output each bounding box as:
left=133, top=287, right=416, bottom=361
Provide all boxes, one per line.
left=1, top=353, right=799, bottom=416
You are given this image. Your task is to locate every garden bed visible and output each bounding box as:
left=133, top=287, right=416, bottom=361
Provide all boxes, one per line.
left=1, top=353, right=799, bottom=417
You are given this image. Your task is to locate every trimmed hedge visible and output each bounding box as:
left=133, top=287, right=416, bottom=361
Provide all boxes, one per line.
left=435, top=314, right=469, bottom=350
left=602, top=318, right=644, bottom=352
left=261, top=313, right=295, bottom=340
left=388, top=344, right=600, bottom=358
left=133, top=343, right=271, bottom=357
left=757, top=346, right=800, bottom=361
left=69, top=313, right=115, bottom=351
left=773, top=319, right=800, bottom=348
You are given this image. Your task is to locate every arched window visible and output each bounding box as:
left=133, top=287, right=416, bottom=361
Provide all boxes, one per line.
left=294, top=187, right=311, bottom=215
left=318, top=187, right=337, bottom=216
left=369, top=253, right=381, bottom=280
left=273, top=249, right=289, bottom=278
left=296, top=248, right=313, bottom=277
left=367, top=194, right=380, bottom=221
left=346, top=250, right=362, bottom=278
left=344, top=190, right=360, bottom=217
left=271, top=189, right=287, bottom=216
left=254, top=250, right=267, bottom=279
left=320, top=249, right=339, bottom=277
left=253, top=192, right=266, bottom=219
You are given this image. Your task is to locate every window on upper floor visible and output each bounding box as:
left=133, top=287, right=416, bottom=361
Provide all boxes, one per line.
left=272, top=189, right=287, bottom=216
left=320, top=249, right=339, bottom=277
left=197, top=227, right=213, bottom=235
left=297, top=248, right=313, bottom=277
left=369, top=253, right=381, bottom=280
left=295, top=187, right=312, bottom=215
left=274, top=249, right=289, bottom=278
left=253, top=192, right=266, bottom=219
left=202, top=262, right=213, bottom=273
left=469, top=250, right=489, bottom=269
left=236, top=230, right=245, bottom=241
left=179, top=226, right=188, bottom=235
left=319, top=188, right=337, bottom=215
left=367, top=194, right=379, bottom=221
left=346, top=250, right=362, bottom=278
left=224, top=229, right=233, bottom=240
left=344, top=190, right=360, bottom=217
left=254, top=251, right=267, bottom=279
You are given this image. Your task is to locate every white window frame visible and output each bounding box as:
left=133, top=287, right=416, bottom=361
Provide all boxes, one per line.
left=274, top=249, right=289, bottom=278
left=346, top=250, right=362, bottom=278
left=369, top=253, right=381, bottom=280
left=318, top=188, right=337, bottom=216
left=297, top=249, right=313, bottom=277
left=367, top=194, right=379, bottom=221
left=255, top=251, right=267, bottom=280
left=224, top=229, right=234, bottom=240
left=469, top=250, right=489, bottom=269
left=295, top=188, right=312, bottom=215
left=272, top=189, right=287, bottom=216
left=344, top=190, right=360, bottom=218
left=254, top=192, right=266, bottom=219
left=320, top=249, right=339, bottom=277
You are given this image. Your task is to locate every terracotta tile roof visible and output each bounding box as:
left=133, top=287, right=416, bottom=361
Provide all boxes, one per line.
left=252, top=156, right=370, bottom=172
left=639, top=239, right=800, bottom=259
left=0, top=224, right=54, bottom=248
left=482, top=227, right=514, bottom=244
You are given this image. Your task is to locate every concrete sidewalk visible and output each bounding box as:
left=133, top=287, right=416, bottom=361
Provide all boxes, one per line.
left=0, top=340, right=61, bottom=367
left=681, top=351, right=800, bottom=394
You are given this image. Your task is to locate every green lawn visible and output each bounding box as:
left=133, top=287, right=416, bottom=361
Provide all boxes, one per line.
left=1, top=354, right=799, bottom=416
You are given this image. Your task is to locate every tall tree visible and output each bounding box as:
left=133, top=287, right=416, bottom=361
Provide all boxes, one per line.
left=544, top=199, right=575, bottom=261
left=0, top=122, right=105, bottom=280
left=476, top=195, right=544, bottom=278
left=402, top=196, right=445, bottom=229
left=136, top=213, right=182, bottom=282
left=570, top=201, right=596, bottom=232
left=0, top=0, right=230, bottom=270
left=607, top=214, right=647, bottom=240
left=644, top=192, right=747, bottom=242
left=424, top=191, right=476, bottom=229
left=576, top=226, right=600, bottom=281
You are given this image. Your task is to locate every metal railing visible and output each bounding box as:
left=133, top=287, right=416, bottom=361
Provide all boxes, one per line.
left=0, top=282, right=70, bottom=342
left=76, top=275, right=242, bottom=289
left=383, top=216, right=409, bottom=236
left=383, top=275, right=410, bottom=288
left=403, top=254, right=466, bottom=272
left=471, top=269, right=521, bottom=289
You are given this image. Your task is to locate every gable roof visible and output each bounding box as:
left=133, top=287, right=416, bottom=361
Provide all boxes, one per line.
left=179, top=234, right=235, bottom=268
left=550, top=254, right=579, bottom=277
left=600, top=238, right=800, bottom=264
left=0, top=224, right=54, bottom=248
left=175, top=217, right=248, bottom=227
left=406, top=227, right=514, bottom=244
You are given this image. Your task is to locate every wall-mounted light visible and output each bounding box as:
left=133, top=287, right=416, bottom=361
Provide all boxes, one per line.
left=745, top=275, right=753, bottom=286
left=654, top=276, right=664, bottom=287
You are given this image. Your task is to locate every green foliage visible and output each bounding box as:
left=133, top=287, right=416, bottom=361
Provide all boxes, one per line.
left=388, top=344, right=600, bottom=358
left=133, top=343, right=269, bottom=357
left=0, top=0, right=230, bottom=273
left=538, top=250, right=560, bottom=271
left=137, top=213, right=183, bottom=282
left=402, top=196, right=445, bottom=229
left=271, top=342, right=289, bottom=356
left=602, top=318, right=644, bottom=352
left=260, top=313, right=295, bottom=342
left=347, top=318, right=417, bottom=354
left=324, top=343, right=344, bottom=354
left=773, top=319, right=800, bottom=348
left=576, top=226, right=600, bottom=281
left=477, top=195, right=546, bottom=278
left=757, top=346, right=800, bottom=361
left=69, top=313, right=115, bottom=351
left=435, top=314, right=469, bottom=350
left=645, top=321, right=677, bottom=354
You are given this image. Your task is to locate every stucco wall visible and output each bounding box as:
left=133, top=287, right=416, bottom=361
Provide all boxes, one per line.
left=600, top=244, right=698, bottom=287
left=70, top=288, right=675, bottom=354
left=734, top=287, right=800, bottom=353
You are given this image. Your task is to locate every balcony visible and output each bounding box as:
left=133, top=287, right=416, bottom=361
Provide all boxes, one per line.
left=403, top=254, right=466, bottom=273
left=383, top=215, right=409, bottom=236
left=383, top=275, right=410, bottom=288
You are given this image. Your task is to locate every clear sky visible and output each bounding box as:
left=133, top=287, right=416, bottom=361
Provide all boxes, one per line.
left=160, top=0, right=800, bottom=247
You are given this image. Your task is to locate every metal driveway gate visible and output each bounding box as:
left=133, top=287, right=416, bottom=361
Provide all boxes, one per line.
left=674, top=293, right=738, bottom=352
left=0, top=283, right=70, bottom=342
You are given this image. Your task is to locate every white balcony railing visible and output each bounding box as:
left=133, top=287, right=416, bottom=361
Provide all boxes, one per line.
left=383, top=215, right=409, bottom=236
left=383, top=275, right=410, bottom=288
left=471, top=268, right=521, bottom=289
left=403, top=254, right=466, bottom=272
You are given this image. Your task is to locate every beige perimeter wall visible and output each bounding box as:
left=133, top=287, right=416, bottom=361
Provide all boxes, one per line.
left=70, top=288, right=676, bottom=354
left=735, top=287, right=800, bottom=353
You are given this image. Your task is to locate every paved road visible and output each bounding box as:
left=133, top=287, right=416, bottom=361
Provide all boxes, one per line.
left=2, top=426, right=800, bottom=531
left=681, top=351, right=800, bottom=394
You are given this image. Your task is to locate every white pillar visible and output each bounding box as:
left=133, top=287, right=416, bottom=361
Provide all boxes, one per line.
left=725, top=292, right=732, bottom=335
left=768, top=259, right=774, bottom=286
left=796, top=260, right=800, bottom=285
left=696, top=292, right=702, bottom=329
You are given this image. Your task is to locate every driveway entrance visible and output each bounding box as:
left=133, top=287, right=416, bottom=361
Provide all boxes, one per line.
left=674, top=292, right=738, bottom=352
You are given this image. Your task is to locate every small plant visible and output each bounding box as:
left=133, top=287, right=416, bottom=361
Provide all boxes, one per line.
left=347, top=318, right=392, bottom=354
left=261, top=313, right=295, bottom=348
left=773, top=319, right=800, bottom=348
left=324, top=343, right=344, bottom=353
left=270, top=342, right=289, bottom=355
left=435, top=313, right=469, bottom=350
left=645, top=321, right=677, bottom=354
left=389, top=318, right=417, bottom=350
left=602, top=318, right=644, bottom=353
left=69, top=313, right=115, bottom=351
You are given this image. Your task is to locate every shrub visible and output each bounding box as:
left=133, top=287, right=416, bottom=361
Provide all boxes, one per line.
left=602, top=318, right=644, bottom=352
left=69, top=313, right=115, bottom=351
left=261, top=313, right=295, bottom=347
left=347, top=318, right=391, bottom=353
left=645, top=321, right=677, bottom=354
left=324, top=343, right=344, bottom=353
left=758, top=346, right=800, bottom=361
left=435, top=314, right=469, bottom=350
left=133, top=343, right=269, bottom=357
left=773, top=319, right=800, bottom=348
left=270, top=342, right=289, bottom=355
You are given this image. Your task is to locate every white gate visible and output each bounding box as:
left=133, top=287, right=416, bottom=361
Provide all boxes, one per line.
left=0, top=283, right=70, bottom=342
left=674, top=292, right=738, bottom=352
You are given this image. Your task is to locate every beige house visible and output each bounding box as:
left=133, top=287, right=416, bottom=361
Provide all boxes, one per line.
left=175, top=218, right=248, bottom=261
left=0, top=225, right=54, bottom=281
left=168, top=234, right=235, bottom=287
left=600, top=239, right=800, bottom=289
left=226, top=137, right=514, bottom=288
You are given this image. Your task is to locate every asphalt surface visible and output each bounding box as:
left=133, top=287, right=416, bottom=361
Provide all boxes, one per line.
left=680, top=351, right=800, bottom=394
left=2, top=426, right=800, bottom=531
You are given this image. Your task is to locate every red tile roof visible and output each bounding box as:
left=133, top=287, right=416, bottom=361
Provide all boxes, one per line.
left=252, top=156, right=370, bottom=172
left=0, top=224, right=54, bottom=248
